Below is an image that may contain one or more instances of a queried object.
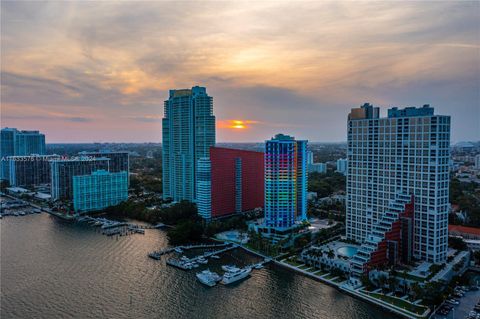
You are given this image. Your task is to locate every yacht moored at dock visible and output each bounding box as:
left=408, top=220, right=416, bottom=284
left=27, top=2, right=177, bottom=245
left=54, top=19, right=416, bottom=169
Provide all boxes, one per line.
left=221, top=267, right=252, bottom=285
left=196, top=270, right=222, bottom=287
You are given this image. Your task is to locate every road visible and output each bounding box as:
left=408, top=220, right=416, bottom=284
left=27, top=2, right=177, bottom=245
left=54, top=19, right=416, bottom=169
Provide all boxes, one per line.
left=433, top=289, right=480, bottom=319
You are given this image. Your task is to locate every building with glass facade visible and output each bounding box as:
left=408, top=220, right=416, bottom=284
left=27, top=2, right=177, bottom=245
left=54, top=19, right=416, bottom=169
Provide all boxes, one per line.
left=336, top=158, right=348, bottom=175
left=263, top=134, right=308, bottom=232
left=73, top=170, right=128, bottom=213
left=78, top=151, right=129, bottom=173
left=196, top=147, right=264, bottom=220
left=8, top=155, right=60, bottom=187
left=50, top=157, right=110, bottom=201
left=162, top=86, right=215, bottom=202
left=308, top=163, right=327, bottom=173
left=346, top=103, right=450, bottom=267
left=1, top=128, right=46, bottom=180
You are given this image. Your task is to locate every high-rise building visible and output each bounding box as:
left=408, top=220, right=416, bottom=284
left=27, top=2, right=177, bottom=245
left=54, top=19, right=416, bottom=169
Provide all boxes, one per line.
left=346, top=103, right=450, bottom=269
left=475, top=154, right=480, bottom=170
left=1, top=128, right=46, bottom=180
left=306, top=150, right=314, bottom=165
left=263, top=134, right=308, bottom=232
left=308, top=163, right=327, bottom=173
left=162, top=86, right=215, bottom=202
left=73, top=170, right=128, bottom=213
left=336, top=158, right=348, bottom=175
left=78, top=151, right=129, bottom=173
left=8, top=155, right=60, bottom=187
left=196, top=147, right=264, bottom=219
left=50, top=157, right=110, bottom=201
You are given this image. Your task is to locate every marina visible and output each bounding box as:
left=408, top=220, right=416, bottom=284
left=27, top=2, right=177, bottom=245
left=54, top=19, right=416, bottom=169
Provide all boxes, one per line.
left=0, top=198, right=43, bottom=218
left=148, top=242, right=231, bottom=260
left=77, top=216, right=147, bottom=237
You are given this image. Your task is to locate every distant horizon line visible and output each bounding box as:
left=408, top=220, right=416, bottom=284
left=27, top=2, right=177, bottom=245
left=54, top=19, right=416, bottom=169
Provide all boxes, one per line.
left=44, top=140, right=479, bottom=145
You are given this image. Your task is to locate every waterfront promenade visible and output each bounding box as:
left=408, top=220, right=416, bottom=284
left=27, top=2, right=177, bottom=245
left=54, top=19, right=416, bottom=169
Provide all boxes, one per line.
left=274, top=258, right=430, bottom=319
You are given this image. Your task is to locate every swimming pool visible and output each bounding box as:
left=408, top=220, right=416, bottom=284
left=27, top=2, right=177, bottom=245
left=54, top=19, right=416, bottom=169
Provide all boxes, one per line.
left=336, top=246, right=358, bottom=258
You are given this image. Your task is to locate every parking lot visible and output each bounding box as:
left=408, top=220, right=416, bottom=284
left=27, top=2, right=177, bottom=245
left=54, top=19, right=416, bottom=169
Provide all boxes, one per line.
left=433, top=286, right=480, bottom=319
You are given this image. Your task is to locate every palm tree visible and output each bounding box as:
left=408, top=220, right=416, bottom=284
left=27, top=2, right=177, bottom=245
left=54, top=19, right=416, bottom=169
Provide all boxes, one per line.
left=377, top=275, right=387, bottom=293
left=327, top=249, right=335, bottom=259
left=400, top=270, right=408, bottom=295
left=388, top=276, right=398, bottom=293
left=410, top=282, right=423, bottom=300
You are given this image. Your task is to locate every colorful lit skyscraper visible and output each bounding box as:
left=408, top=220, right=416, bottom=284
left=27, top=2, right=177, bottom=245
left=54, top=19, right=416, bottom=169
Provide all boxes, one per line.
left=263, top=134, right=308, bottom=231
left=162, top=86, right=215, bottom=202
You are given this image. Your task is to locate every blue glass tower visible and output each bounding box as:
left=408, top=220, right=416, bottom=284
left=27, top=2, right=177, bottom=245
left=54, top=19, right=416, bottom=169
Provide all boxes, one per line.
left=162, top=86, right=215, bottom=202
left=1, top=128, right=46, bottom=180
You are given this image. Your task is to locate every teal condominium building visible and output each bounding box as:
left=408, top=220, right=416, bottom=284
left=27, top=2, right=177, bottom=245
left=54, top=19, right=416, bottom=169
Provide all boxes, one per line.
left=73, top=170, right=128, bottom=213
left=162, top=86, right=215, bottom=202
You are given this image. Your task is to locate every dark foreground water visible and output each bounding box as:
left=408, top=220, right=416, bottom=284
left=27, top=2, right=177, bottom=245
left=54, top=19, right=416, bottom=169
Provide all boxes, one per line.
left=1, top=214, right=395, bottom=319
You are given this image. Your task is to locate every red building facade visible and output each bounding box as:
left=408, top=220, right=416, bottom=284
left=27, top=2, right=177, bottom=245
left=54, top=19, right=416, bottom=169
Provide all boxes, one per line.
left=366, top=198, right=415, bottom=271
left=210, top=147, right=264, bottom=218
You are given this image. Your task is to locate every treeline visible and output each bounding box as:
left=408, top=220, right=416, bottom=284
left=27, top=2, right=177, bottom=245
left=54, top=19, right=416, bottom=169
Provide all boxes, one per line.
left=450, top=177, right=480, bottom=227
left=308, top=171, right=346, bottom=198
left=101, top=200, right=252, bottom=245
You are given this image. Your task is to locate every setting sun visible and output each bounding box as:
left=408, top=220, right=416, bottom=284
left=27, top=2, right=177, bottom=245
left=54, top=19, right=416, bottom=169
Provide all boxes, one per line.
left=218, top=119, right=259, bottom=130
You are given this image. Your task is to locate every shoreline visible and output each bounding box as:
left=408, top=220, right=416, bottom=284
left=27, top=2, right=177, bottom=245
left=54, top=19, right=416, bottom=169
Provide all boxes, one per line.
left=235, top=243, right=429, bottom=319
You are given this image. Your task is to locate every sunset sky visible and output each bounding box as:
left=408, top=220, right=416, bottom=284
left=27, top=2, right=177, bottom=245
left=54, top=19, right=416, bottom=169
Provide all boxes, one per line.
left=1, top=1, right=479, bottom=143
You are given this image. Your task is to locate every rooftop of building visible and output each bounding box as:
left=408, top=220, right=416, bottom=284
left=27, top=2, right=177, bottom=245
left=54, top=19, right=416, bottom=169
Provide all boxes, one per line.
left=50, top=156, right=110, bottom=162
left=211, top=146, right=264, bottom=154
left=448, top=224, right=480, bottom=236
left=1, top=127, right=43, bottom=134
left=7, top=154, right=60, bottom=159
left=271, top=133, right=294, bottom=141
left=78, top=150, right=129, bottom=155
left=348, top=103, right=442, bottom=120
left=168, top=86, right=207, bottom=98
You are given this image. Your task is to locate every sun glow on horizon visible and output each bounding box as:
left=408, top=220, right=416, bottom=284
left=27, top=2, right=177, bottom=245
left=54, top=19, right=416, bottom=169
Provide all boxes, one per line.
left=218, top=119, right=259, bottom=130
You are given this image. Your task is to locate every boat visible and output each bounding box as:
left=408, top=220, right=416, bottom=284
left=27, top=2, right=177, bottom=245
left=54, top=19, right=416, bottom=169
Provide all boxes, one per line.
left=192, top=262, right=200, bottom=268
left=222, top=265, right=240, bottom=272
left=221, top=267, right=252, bottom=285
left=180, top=256, right=190, bottom=262
left=197, top=257, right=208, bottom=264
left=175, top=247, right=183, bottom=254
left=196, top=269, right=222, bottom=287
left=167, top=259, right=194, bottom=270
left=210, top=255, right=220, bottom=259
left=254, top=264, right=264, bottom=269
left=148, top=252, right=161, bottom=260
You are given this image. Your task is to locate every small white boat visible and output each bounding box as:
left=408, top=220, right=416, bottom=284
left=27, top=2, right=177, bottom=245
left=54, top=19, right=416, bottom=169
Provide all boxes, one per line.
left=197, top=257, right=208, bottom=264
left=254, top=264, right=264, bottom=269
left=175, top=247, right=183, bottom=254
left=196, top=269, right=222, bottom=287
left=210, top=255, right=220, bottom=259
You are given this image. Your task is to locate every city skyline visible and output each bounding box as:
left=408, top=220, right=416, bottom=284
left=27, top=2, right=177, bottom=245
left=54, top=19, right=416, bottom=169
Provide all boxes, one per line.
left=2, top=1, right=479, bottom=143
